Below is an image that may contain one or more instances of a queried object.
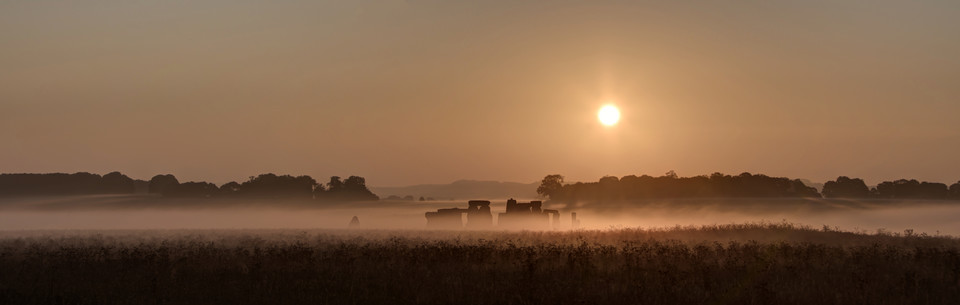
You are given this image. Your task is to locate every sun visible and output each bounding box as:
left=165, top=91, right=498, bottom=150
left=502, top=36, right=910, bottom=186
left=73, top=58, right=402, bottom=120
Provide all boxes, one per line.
left=598, top=105, right=620, bottom=126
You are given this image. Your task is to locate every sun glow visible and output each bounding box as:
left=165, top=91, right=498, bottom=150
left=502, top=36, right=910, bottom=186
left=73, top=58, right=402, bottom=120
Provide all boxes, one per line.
left=598, top=105, right=620, bottom=126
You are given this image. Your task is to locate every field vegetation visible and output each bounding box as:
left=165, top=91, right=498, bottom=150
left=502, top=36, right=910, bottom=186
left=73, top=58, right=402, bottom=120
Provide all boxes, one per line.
left=1, top=223, right=959, bottom=304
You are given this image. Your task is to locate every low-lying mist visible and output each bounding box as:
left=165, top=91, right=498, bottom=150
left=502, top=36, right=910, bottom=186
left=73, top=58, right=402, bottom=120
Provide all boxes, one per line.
left=1, top=195, right=958, bottom=235
left=571, top=198, right=960, bottom=235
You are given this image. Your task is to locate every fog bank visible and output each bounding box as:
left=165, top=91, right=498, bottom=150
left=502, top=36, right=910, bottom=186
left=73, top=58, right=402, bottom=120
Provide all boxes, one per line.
left=0, top=196, right=958, bottom=235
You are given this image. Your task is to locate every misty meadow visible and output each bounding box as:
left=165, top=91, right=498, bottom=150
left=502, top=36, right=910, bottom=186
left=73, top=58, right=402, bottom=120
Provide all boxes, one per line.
left=4, top=0, right=960, bottom=304
left=2, top=171, right=960, bottom=304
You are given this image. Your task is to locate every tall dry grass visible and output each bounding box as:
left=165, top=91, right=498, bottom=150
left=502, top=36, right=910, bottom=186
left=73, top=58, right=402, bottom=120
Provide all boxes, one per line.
left=1, top=223, right=958, bottom=304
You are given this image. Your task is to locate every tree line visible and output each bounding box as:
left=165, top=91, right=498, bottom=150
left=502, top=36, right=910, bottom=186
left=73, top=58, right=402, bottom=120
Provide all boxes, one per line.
left=151, top=173, right=378, bottom=201
left=0, top=172, right=139, bottom=195
left=0, top=172, right=379, bottom=201
left=821, top=176, right=960, bottom=200
left=537, top=172, right=960, bottom=203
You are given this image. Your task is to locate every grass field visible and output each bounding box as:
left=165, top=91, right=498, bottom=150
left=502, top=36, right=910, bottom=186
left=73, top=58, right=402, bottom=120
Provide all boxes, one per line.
left=1, top=223, right=959, bottom=304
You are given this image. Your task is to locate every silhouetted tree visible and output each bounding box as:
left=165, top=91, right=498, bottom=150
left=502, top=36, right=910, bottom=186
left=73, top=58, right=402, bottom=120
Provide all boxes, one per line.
left=327, top=176, right=344, bottom=192
left=148, top=174, right=180, bottom=194
left=219, top=181, right=241, bottom=196
left=875, top=179, right=949, bottom=199
left=100, top=171, right=135, bottom=194
left=0, top=172, right=152, bottom=196
left=344, top=176, right=368, bottom=192
left=920, top=182, right=949, bottom=199
left=536, top=175, right=564, bottom=199
left=164, top=182, right=219, bottom=198
left=598, top=176, right=623, bottom=202
left=239, top=173, right=317, bottom=199
left=599, top=176, right=620, bottom=184
left=322, top=175, right=378, bottom=201
left=0, top=172, right=374, bottom=202
left=0, top=172, right=106, bottom=196
left=822, top=176, right=870, bottom=198
left=545, top=172, right=821, bottom=204
left=312, top=183, right=326, bottom=199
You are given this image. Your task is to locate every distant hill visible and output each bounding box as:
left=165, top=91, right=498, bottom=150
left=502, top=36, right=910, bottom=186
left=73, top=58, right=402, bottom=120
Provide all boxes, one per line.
left=370, top=180, right=539, bottom=200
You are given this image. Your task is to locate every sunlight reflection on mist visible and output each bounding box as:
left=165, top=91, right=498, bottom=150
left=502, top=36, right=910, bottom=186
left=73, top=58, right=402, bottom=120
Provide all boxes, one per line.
left=0, top=197, right=958, bottom=235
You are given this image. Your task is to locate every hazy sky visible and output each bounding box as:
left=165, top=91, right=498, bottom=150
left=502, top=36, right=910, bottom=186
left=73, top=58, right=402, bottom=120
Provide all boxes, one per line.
left=2, top=1, right=959, bottom=186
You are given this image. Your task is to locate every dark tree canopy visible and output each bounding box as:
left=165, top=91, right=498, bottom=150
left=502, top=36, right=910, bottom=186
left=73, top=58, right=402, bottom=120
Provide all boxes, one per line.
left=344, top=176, right=367, bottom=192
left=6, top=170, right=955, bottom=205
left=951, top=181, right=960, bottom=200
left=323, top=175, right=379, bottom=201
left=0, top=171, right=380, bottom=202
left=0, top=172, right=134, bottom=196
left=164, top=182, right=219, bottom=198
left=100, top=172, right=136, bottom=194
left=327, top=176, right=344, bottom=192
left=875, top=179, right=949, bottom=200
left=543, top=173, right=960, bottom=204
left=821, top=176, right=870, bottom=198
left=219, top=181, right=241, bottom=196
left=544, top=172, right=822, bottom=204
left=239, top=174, right=318, bottom=199
left=166, top=174, right=376, bottom=201
left=148, top=174, right=180, bottom=194
left=536, top=174, right=564, bottom=198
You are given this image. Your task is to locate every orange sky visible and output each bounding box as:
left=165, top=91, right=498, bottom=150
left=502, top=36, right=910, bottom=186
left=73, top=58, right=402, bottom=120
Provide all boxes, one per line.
left=2, top=1, right=959, bottom=186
